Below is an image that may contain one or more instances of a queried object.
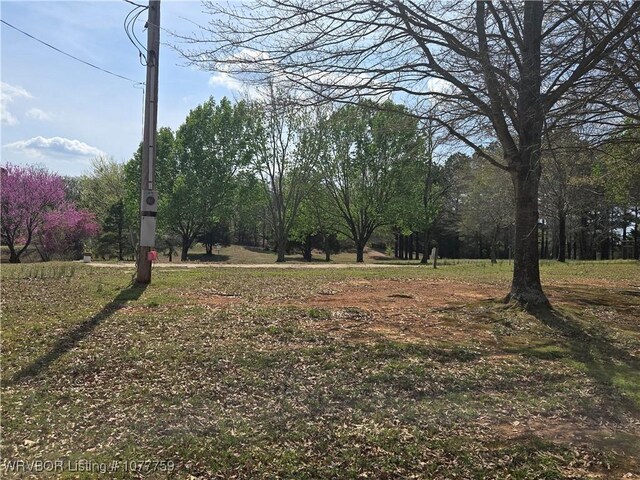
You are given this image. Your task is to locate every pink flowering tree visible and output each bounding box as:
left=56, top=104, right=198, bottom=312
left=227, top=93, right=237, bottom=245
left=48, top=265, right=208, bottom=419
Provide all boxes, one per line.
left=36, top=203, right=100, bottom=261
left=1, top=164, right=98, bottom=263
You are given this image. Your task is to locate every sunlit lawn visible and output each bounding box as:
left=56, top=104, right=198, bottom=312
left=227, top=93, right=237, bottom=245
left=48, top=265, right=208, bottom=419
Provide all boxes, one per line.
left=1, top=261, right=639, bottom=478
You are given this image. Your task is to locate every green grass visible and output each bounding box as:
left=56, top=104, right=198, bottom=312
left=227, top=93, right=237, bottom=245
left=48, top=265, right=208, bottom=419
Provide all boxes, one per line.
left=1, top=261, right=639, bottom=478
left=1, top=263, right=77, bottom=279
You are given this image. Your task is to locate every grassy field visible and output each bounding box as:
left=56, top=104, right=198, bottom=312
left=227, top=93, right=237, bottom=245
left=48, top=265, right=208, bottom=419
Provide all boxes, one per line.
left=89, top=244, right=408, bottom=265
left=1, top=261, right=639, bottom=478
left=1, top=243, right=411, bottom=265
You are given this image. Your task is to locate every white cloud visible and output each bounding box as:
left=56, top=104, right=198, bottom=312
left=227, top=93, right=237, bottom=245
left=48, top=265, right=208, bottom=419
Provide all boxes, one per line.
left=209, top=72, right=264, bottom=100
left=209, top=72, right=244, bottom=92
left=0, top=82, right=34, bottom=126
left=427, top=77, right=455, bottom=95
left=216, top=48, right=389, bottom=102
left=26, top=108, right=53, bottom=122
left=4, top=136, right=105, bottom=158
left=0, top=82, right=33, bottom=102
left=1, top=110, right=18, bottom=126
left=223, top=48, right=271, bottom=69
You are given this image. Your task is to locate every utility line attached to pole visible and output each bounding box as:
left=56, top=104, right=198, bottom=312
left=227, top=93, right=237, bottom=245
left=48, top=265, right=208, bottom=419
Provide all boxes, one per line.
left=0, top=19, right=141, bottom=84
left=136, top=0, right=160, bottom=284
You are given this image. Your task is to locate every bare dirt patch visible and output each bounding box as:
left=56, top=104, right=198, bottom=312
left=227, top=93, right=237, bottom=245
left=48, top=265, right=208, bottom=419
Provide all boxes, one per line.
left=495, top=418, right=640, bottom=472
left=303, top=278, right=505, bottom=308
left=290, top=279, right=507, bottom=344
left=304, top=310, right=497, bottom=345
left=496, top=418, right=629, bottom=444
left=179, top=289, right=243, bottom=308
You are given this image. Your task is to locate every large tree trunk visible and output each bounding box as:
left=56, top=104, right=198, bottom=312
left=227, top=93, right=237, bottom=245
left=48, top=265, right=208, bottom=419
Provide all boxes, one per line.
left=509, top=165, right=549, bottom=307
left=181, top=242, right=189, bottom=262
left=302, top=235, right=312, bottom=261
left=5, top=241, right=19, bottom=263
left=323, top=234, right=331, bottom=261
left=504, top=0, right=549, bottom=307
left=9, top=250, right=20, bottom=263
left=276, top=237, right=286, bottom=262
left=356, top=243, right=364, bottom=263
left=8, top=232, right=32, bottom=264
left=180, top=232, right=194, bottom=262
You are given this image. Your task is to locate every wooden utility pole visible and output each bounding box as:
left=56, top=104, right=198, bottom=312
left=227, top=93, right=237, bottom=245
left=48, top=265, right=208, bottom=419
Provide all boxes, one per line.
left=136, top=0, right=160, bottom=284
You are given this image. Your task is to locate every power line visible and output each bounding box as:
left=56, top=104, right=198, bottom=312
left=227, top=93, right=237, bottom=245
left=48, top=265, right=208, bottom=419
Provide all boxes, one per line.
left=1, top=19, right=142, bottom=84
left=123, top=0, right=147, bottom=7
left=124, top=4, right=149, bottom=66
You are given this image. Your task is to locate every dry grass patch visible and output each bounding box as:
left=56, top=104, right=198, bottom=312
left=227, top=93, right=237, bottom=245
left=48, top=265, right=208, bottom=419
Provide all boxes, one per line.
left=1, top=262, right=639, bottom=478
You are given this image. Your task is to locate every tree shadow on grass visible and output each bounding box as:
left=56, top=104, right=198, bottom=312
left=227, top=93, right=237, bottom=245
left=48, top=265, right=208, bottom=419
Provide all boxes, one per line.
left=240, top=245, right=271, bottom=253
left=186, top=253, right=231, bottom=263
left=7, top=282, right=147, bottom=386
left=524, top=305, right=640, bottom=413
left=546, top=285, right=639, bottom=310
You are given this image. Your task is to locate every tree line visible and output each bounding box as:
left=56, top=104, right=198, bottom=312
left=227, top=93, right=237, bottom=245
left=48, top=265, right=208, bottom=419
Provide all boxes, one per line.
left=4, top=91, right=636, bottom=266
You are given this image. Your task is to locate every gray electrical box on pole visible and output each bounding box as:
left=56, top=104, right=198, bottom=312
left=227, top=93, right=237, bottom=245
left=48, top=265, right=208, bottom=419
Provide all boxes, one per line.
left=139, top=189, right=158, bottom=246
left=136, top=0, right=160, bottom=284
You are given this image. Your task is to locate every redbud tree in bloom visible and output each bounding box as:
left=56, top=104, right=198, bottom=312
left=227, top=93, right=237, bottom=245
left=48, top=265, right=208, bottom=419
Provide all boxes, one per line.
left=1, top=164, right=99, bottom=263
left=38, top=203, right=100, bottom=261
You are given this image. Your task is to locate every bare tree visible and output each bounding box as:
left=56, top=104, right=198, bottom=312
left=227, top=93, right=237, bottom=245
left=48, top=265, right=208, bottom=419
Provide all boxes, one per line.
left=417, top=119, right=450, bottom=264
left=460, top=151, right=515, bottom=264
left=539, top=131, right=593, bottom=262
left=182, top=1, right=640, bottom=307
left=252, top=84, right=315, bottom=262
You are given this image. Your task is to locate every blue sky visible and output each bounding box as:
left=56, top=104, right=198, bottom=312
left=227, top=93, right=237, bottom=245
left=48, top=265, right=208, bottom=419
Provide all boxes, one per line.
left=1, top=1, right=245, bottom=176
